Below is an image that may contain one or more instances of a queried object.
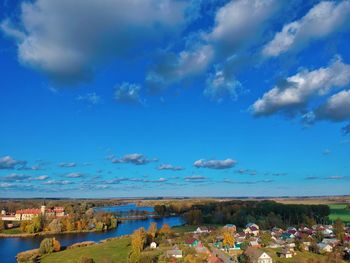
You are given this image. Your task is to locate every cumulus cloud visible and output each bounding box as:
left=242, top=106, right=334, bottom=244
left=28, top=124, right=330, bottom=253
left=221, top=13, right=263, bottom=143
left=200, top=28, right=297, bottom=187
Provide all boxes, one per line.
left=157, top=164, right=184, bottom=171
left=112, top=153, right=156, bottom=165
left=147, top=0, right=281, bottom=98
left=252, top=58, right=350, bottom=116
left=1, top=0, right=188, bottom=84
left=204, top=70, right=242, bottom=102
left=314, top=90, right=350, bottom=121
left=114, top=82, right=143, bottom=104
left=194, top=158, right=236, bottom=169
left=59, top=162, right=77, bottom=168
left=0, top=156, right=27, bottom=169
left=77, top=92, right=101, bottom=105
left=263, top=1, right=350, bottom=57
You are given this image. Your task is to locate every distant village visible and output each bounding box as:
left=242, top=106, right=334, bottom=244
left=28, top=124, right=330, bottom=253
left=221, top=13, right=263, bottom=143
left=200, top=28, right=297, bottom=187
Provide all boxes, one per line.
left=1, top=205, right=65, bottom=223
left=158, top=222, right=350, bottom=262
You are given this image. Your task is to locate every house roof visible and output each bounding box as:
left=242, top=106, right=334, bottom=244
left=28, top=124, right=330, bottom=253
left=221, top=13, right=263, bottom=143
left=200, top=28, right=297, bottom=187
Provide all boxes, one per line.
left=16, top=209, right=41, bottom=214
left=245, top=247, right=270, bottom=259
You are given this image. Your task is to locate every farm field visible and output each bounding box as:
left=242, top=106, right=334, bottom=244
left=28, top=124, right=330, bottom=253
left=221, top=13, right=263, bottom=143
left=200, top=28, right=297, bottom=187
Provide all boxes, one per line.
left=328, top=204, right=350, bottom=222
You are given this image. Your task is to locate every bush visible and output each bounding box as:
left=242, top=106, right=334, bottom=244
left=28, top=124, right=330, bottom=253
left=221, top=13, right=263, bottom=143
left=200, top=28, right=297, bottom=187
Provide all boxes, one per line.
left=78, top=256, right=95, bottom=263
left=39, top=238, right=55, bottom=255
left=53, top=238, right=61, bottom=252
left=16, top=249, right=40, bottom=263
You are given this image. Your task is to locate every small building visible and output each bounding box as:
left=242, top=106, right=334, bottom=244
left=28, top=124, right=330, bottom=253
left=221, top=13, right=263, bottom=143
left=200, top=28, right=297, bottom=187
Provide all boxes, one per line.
left=195, top=226, right=210, bottom=234
left=245, top=247, right=272, bottom=263
left=185, top=238, right=199, bottom=247
left=150, top=242, right=157, bottom=249
left=166, top=249, right=182, bottom=258
left=244, top=223, right=260, bottom=236
left=277, top=248, right=293, bottom=258
left=317, top=243, right=333, bottom=253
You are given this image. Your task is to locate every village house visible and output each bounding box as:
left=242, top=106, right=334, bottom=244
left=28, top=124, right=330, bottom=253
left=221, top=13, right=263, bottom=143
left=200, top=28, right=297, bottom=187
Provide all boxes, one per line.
left=150, top=241, right=157, bottom=249
left=277, top=248, right=293, bottom=259
left=166, top=249, right=183, bottom=259
left=317, top=243, right=333, bottom=253
left=244, top=223, right=260, bottom=236
left=195, top=226, right=210, bottom=234
left=245, top=247, right=272, bottom=263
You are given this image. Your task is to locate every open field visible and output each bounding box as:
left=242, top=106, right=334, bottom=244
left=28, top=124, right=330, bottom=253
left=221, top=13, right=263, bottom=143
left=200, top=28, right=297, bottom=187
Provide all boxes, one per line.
left=271, top=196, right=350, bottom=205
left=40, top=237, right=131, bottom=263
left=329, top=204, right=350, bottom=222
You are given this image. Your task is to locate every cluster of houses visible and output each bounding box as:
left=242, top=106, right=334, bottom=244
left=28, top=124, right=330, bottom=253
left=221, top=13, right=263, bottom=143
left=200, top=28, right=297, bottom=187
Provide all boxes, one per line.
left=0, top=205, right=65, bottom=222
left=163, top=222, right=350, bottom=262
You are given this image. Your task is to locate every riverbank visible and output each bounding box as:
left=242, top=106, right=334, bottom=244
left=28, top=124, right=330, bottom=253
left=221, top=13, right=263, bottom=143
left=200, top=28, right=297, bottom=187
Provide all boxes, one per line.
left=0, top=228, right=109, bottom=238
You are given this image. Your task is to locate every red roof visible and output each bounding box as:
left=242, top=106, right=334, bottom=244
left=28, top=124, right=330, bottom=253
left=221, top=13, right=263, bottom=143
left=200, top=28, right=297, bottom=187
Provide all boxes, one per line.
left=16, top=209, right=41, bottom=215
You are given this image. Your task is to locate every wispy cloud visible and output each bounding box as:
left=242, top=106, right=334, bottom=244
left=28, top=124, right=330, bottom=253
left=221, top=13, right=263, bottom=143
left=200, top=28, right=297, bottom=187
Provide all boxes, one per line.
left=194, top=158, right=236, bottom=169
left=59, top=162, right=77, bottom=168
left=157, top=164, right=184, bottom=171
left=77, top=92, right=101, bottom=105
left=112, top=153, right=156, bottom=165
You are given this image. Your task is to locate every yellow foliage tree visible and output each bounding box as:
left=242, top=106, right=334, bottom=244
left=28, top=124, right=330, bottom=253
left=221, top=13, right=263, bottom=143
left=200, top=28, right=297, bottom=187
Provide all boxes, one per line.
left=223, top=231, right=235, bottom=248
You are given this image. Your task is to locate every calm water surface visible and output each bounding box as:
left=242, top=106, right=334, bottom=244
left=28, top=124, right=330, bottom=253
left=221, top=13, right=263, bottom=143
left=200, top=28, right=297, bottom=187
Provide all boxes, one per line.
left=0, top=204, right=183, bottom=263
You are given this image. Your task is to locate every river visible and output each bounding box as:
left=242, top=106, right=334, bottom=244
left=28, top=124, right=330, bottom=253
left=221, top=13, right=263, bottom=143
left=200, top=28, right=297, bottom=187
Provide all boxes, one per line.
left=0, top=203, right=183, bottom=263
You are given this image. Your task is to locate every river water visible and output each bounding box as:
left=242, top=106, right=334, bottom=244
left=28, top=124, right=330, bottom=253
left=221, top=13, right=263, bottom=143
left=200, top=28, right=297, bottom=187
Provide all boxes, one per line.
left=0, top=203, right=183, bottom=263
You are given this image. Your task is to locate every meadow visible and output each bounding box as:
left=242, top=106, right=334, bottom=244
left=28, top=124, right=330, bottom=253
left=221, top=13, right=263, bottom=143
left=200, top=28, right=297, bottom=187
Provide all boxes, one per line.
left=40, top=237, right=131, bottom=263
left=328, top=203, right=350, bottom=222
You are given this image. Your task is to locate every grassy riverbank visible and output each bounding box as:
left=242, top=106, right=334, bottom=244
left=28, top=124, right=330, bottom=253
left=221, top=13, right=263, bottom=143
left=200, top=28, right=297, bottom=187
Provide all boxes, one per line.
left=40, top=236, right=131, bottom=263
left=0, top=228, right=106, bottom=238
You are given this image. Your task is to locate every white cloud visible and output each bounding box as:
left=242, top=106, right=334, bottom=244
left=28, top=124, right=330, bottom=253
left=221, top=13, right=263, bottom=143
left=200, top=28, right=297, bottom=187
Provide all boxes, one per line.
left=1, top=0, right=188, bottom=84
left=114, top=82, right=142, bottom=104
left=77, top=93, right=101, bottom=105
left=112, top=153, right=156, bottom=165
left=204, top=70, right=242, bottom=102
left=147, top=0, right=281, bottom=98
left=66, top=172, right=85, bottom=178
left=0, top=156, right=26, bottom=169
left=194, top=158, right=236, bottom=169
left=158, top=164, right=184, bottom=171
left=59, top=162, right=76, bottom=168
left=252, top=58, right=350, bottom=116
left=315, top=90, right=350, bottom=121
left=263, top=1, right=350, bottom=57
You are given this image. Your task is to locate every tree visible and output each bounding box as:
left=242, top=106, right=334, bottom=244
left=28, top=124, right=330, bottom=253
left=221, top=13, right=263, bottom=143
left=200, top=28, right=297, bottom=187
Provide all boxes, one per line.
left=147, top=222, right=157, bottom=240
left=53, top=238, right=61, bottom=252
left=159, top=223, right=172, bottom=236
left=49, top=219, right=62, bottom=233
left=39, top=238, right=55, bottom=254
left=333, top=218, right=345, bottom=243
left=0, top=219, right=5, bottom=232
left=129, top=227, right=146, bottom=263
left=259, top=232, right=272, bottom=247
left=223, top=231, right=234, bottom=248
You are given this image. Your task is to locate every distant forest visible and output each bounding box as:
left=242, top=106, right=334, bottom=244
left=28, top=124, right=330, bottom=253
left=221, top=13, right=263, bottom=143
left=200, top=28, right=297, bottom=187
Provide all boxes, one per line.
left=155, top=200, right=330, bottom=229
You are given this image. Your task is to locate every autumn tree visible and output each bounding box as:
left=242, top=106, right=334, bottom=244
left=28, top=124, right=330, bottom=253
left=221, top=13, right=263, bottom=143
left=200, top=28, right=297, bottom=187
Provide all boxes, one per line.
left=333, top=218, right=345, bottom=243
left=53, top=238, right=61, bottom=252
left=223, top=231, right=234, bottom=248
left=39, top=238, right=55, bottom=254
left=0, top=219, right=4, bottom=232
left=159, top=223, right=172, bottom=237
left=129, top=227, right=146, bottom=263
left=259, top=232, right=272, bottom=247
left=147, top=222, right=157, bottom=240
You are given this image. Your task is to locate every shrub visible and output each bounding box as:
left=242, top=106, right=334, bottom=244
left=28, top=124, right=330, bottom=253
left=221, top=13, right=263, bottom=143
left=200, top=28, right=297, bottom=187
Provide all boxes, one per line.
left=78, top=256, right=95, bottom=263
left=39, top=238, right=55, bottom=255
left=16, top=249, right=40, bottom=263
left=53, top=238, right=61, bottom=252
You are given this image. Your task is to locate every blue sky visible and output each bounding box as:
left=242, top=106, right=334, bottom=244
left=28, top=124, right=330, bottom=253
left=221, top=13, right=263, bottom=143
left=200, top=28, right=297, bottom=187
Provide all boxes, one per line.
left=1, top=0, right=350, bottom=198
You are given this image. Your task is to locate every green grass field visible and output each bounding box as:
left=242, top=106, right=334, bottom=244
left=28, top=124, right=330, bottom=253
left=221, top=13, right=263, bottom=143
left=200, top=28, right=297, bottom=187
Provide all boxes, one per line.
left=40, top=237, right=131, bottom=263
left=328, top=203, right=350, bottom=222
left=1, top=228, right=22, bottom=234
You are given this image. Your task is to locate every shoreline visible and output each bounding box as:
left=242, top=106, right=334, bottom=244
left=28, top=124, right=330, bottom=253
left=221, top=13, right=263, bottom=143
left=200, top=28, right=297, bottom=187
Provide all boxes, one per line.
left=0, top=228, right=111, bottom=238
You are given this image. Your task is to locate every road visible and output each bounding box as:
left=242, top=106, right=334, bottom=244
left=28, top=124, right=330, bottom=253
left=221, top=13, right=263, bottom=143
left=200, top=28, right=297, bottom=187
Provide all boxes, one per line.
left=209, top=244, right=237, bottom=263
